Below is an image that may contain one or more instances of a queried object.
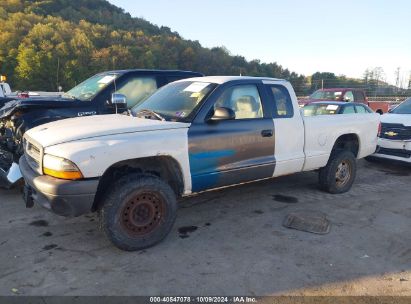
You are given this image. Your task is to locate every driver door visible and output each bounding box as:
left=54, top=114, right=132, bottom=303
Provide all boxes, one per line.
left=188, top=83, right=275, bottom=192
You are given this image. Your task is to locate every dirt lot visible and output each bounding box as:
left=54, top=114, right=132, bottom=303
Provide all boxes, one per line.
left=0, top=159, right=410, bottom=296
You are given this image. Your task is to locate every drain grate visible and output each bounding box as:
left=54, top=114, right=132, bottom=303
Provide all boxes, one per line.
left=283, top=211, right=330, bottom=234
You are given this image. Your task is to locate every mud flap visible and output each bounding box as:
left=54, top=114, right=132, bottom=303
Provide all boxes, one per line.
left=23, top=184, right=34, bottom=208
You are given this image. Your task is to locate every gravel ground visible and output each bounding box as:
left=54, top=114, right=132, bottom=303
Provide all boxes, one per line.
left=0, top=159, right=410, bottom=296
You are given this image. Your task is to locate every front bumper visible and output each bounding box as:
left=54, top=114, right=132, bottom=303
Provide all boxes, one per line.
left=19, top=156, right=99, bottom=217
left=373, top=138, right=411, bottom=163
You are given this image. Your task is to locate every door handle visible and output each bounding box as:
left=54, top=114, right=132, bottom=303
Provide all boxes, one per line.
left=261, top=129, right=273, bottom=137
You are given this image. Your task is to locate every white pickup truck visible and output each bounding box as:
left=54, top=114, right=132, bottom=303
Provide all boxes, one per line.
left=20, top=76, right=380, bottom=251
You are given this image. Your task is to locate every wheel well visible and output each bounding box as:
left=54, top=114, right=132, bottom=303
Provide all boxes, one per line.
left=376, top=109, right=383, bottom=115
left=332, top=134, right=360, bottom=157
left=92, top=156, right=184, bottom=212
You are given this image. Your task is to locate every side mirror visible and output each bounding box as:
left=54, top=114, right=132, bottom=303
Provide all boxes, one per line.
left=111, top=93, right=127, bottom=114
left=111, top=93, right=127, bottom=105
left=210, top=107, right=235, bottom=121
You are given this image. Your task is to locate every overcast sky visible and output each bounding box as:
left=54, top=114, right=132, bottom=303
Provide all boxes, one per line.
left=109, top=0, right=411, bottom=85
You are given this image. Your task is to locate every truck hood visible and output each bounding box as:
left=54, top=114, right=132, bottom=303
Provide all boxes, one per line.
left=26, top=114, right=190, bottom=147
left=381, top=113, right=411, bottom=126
left=0, top=97, right=76, bottom=119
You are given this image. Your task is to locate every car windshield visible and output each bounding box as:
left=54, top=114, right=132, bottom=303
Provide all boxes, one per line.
left=303, top=104, right=340, bottom=116
left=391, top=98, right=411, bottom=114
left=131, top=81, right=216, bottom=122
left=310, top=90, right=343, bottom=101
left=63, top=73, right=121, bottom=101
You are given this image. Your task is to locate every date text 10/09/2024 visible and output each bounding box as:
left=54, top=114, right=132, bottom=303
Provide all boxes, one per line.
left=149, top=297, right=258, bottom=303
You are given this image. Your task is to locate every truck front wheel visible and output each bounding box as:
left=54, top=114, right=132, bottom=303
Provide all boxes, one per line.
left=100, top=174, right=177, bottom=251
left=319, top=150, right=357, bottom=194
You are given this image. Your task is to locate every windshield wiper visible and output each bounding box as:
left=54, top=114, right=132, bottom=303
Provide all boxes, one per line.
left=136, top=109, right=166, bottom=121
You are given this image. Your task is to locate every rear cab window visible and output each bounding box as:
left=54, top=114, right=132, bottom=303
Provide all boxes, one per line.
left=354, top=91, right=365, bottom=102
left=266, top=85, right=294, bottom=118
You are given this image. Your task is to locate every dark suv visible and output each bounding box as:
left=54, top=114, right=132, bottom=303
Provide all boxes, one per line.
left=0, top=69, right=203, bottom=187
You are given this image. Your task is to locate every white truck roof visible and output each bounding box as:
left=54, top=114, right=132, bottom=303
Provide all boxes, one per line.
left=176, top=76, right=286, bottom=84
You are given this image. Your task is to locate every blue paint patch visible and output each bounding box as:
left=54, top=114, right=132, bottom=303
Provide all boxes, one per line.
left=191, top=150, right=235, bottom=159
left=189, top=149, right=236, bottom=192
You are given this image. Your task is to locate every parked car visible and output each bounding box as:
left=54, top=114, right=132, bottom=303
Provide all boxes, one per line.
left=303, top=101, right=373, bottom=116
left=299, top=88, right=390, bottom=114
left=0, top=69, right=203, bottom=188
left=20, top=76, right=380, bottom=251
left=372, top=97, right=411, bottom=163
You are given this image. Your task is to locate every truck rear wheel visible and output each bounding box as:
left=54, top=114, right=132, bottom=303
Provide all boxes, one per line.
left=100, top=174, right=177, bottom=251
left=319, top=150, right=356, bottom=194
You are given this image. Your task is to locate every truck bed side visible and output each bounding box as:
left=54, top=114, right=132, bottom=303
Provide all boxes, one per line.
left=302, top=113, right=380, bottom=171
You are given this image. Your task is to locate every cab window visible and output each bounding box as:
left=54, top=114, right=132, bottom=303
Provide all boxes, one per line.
left=344, top=91, right=354, bottom=102
left=342, top=105, right=356, bottom=114
left=355, top=105, right=368, bottom=113
left=214, top=85, right=263, bottom=119
left=354, top=91, right=365, bottom=102
left=115, top=76, right=158, bottom=108
left=267, top=85, right=294, bottom=118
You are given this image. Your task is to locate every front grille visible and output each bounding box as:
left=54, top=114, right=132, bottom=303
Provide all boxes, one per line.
left=380, top=123, right=411, bottom=140
left=378, top=147, right=411, bottom=159
left=24, top=136, right=43, bottom=174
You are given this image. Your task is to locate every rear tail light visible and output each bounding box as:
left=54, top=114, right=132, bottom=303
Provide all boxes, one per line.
left=377, top=122, right=381, bottom=137
left=18, top=92, right=29, bottom=98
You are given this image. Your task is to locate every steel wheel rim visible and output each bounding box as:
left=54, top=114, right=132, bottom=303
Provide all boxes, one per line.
left=121, top=191, right=165, bottom=236
left=335, top=160, right=351, bottom=187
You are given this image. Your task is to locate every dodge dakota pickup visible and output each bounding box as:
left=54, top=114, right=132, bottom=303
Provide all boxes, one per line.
left=0, top=69, right=202, bottom=188
left=20, top=76, right=380, bottom=251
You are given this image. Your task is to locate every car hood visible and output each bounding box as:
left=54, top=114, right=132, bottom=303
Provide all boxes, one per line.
left=381, top=113, right=411, bottom=126
left=25, top=114, right=190, bottom=147
left=0, top=97, right=76, bottom=118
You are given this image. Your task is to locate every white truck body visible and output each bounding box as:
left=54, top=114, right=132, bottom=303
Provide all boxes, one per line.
left=20, top=76, right=381, bottom=250
left=24, top=77, right=379, bottom=195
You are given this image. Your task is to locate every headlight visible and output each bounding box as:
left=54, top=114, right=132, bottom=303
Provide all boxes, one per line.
left=43, top=154, right=83, bottom=180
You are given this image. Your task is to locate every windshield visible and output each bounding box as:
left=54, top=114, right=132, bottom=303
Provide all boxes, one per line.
left=391, top=98, right=411, bottom=114
left=64, top=73, right=121, bottom=101
left=310, top=90, right=343, bottom=101
left=303, top=104, right=340, bottom=116
left=131, top=81, right=216, bottom=122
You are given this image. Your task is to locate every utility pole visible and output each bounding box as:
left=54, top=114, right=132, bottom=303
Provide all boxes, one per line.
left=321, top=79, right=324, bottom=90
left=56, top=57, right=60, bottom=91
left=395, top=67, right=400, bottom=92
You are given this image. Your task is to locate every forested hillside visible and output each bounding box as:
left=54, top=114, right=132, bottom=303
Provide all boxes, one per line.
left=0, top=0, right=306, bottom=92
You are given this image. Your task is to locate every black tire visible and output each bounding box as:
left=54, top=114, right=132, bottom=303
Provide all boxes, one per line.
left=319, top=150, right=357, bottom=194
left=100, top=173, right=177, bottom=251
